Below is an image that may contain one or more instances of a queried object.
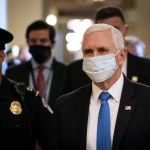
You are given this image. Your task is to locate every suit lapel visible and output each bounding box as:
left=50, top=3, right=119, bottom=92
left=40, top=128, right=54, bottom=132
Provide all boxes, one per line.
left=48, top=59, right=55, bottom=108
left=48, top=59, right=66, bottom=109
left=112, top=76, right=138, bottom=150
left=76, top=84, right=92, bottom=150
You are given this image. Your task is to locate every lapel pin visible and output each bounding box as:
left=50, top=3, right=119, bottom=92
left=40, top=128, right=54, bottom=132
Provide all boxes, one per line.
left=125, top=106, right=131, bottom=110
left=131, top=76, right=138, bottom=82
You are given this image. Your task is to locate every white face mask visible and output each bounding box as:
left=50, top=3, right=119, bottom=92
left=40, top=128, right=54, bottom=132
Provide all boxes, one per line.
left=82, top=52, right=119, bottom=83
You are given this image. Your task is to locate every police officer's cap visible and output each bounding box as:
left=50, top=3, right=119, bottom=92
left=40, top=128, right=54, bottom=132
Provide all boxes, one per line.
left=0, top=28, right=13, bottom=50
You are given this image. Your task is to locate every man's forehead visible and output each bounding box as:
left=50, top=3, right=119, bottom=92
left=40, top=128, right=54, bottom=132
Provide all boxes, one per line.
left=29, top=29, right=49, bottom=35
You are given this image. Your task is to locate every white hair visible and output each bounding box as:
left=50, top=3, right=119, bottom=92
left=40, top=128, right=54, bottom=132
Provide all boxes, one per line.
left=82, top=23, right=125, bottom=51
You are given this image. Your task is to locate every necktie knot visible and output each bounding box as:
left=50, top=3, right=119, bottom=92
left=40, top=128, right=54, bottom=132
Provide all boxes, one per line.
left=38, top=65, right=44, bottom=71
left=99, top=91, right=111, bottom=102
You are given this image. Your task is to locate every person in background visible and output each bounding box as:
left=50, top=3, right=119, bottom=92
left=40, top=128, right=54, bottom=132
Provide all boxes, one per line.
left=5, top=20, right=66, bottom=110
left=0, top=28, right=52, bottom=150
left=5, top=48, right=21, bottom=67
left=62, top=5, right=150, bottom=94
left=2, top=45, right=30, bottom=75
left=17, top=45, right=32, bottom=62
left=52, top=23, right=150, bottom=150
left=2, top=58, right=8, bottom=75
left=125, top=35, right=145, bottom=57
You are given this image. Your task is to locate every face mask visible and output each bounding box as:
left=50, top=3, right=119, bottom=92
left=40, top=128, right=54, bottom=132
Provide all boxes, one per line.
left=82, top=52, right=119, bottom=83
left=29, top=45, right=51, bottom=64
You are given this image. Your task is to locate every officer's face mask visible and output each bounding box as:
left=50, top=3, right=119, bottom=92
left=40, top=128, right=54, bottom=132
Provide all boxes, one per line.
left=82, top=51, right=120, bottom=83
left=29, top=45, right=51, bottom=64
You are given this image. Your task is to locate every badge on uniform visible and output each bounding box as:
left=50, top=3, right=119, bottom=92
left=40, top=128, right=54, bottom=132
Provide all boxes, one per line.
left=10, top=101, right=22, bottom=115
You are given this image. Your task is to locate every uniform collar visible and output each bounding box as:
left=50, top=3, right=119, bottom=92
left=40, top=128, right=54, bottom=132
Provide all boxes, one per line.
left=0, top=76, right=18, bottom=99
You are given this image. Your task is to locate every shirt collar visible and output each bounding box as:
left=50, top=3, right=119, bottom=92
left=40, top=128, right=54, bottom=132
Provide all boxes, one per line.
left=108, top=73, right=124, bottom=103
left=92, top=82, right=102, bottom=104
left=92, top=73, right=124, bottom=103
left=31, top=56, right=54, bottom=69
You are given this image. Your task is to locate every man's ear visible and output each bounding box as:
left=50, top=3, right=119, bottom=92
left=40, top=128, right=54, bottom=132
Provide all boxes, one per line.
left=26, top=39, right=29, bottom=45
left=51, top=40, right=56, bottom=49
left=123, top=24, right=129, bottom=37
left=118, top=48, right=127, bottom=66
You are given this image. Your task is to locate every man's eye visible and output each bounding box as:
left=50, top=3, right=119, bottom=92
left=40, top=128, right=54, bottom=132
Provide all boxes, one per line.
left=30, top=39, right=37, bottom=43
left=83, top=49, right=93, bottom=55
left=98, top=49, right=103, bottom=52
left=97, top=48, right=108, bottom=53
left=40, top=39, right=49, bottom=43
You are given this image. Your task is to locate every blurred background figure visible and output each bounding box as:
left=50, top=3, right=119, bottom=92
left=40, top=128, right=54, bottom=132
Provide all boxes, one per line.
left=125, top=35, right=145, bottom=57
left=2, top=45, right=31, bottom=75
left=17, top=45, right=32, bottom=62
left=2, top=58, right=8, bottom=75
left=2, top=46, right=21, bottom=75
left=5, top=48, right=21, bottom=67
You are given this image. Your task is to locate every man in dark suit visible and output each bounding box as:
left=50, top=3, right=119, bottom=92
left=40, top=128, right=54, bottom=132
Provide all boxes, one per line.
left=0, top=28, right=52, bottom=150
left=5, top=20, right=66, bottom=110
left=52, top=24, right=150, bottom=150
left=63, top=6, right=150, bottom=94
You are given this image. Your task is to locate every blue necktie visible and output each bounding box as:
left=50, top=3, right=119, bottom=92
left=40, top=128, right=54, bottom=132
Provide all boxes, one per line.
left=97, top=91, right=111, bottom=150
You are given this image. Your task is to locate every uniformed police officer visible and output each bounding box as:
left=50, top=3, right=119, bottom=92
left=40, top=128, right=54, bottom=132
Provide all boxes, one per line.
left=0, top=28, right=52, bottom=149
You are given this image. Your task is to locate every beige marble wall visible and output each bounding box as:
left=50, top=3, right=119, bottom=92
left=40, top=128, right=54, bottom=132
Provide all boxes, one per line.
left=7, top=0, right=43, bottom=47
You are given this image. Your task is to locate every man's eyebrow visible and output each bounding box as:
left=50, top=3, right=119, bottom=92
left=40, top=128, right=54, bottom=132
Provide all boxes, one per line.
left=97, top=47, right=110, bottom=50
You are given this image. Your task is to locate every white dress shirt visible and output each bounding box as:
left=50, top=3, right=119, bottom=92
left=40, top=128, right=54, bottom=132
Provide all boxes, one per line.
left=86, top=73, right=124, bottom=150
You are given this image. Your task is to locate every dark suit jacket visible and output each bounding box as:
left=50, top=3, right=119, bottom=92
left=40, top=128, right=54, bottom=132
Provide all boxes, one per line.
left=52, top=76, right=150, bottom=150
left=63, top=53, right=150, bottom=94
left=5, top=58, right=66, bottom=110
left=127, top=52, right=150, bottom=85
